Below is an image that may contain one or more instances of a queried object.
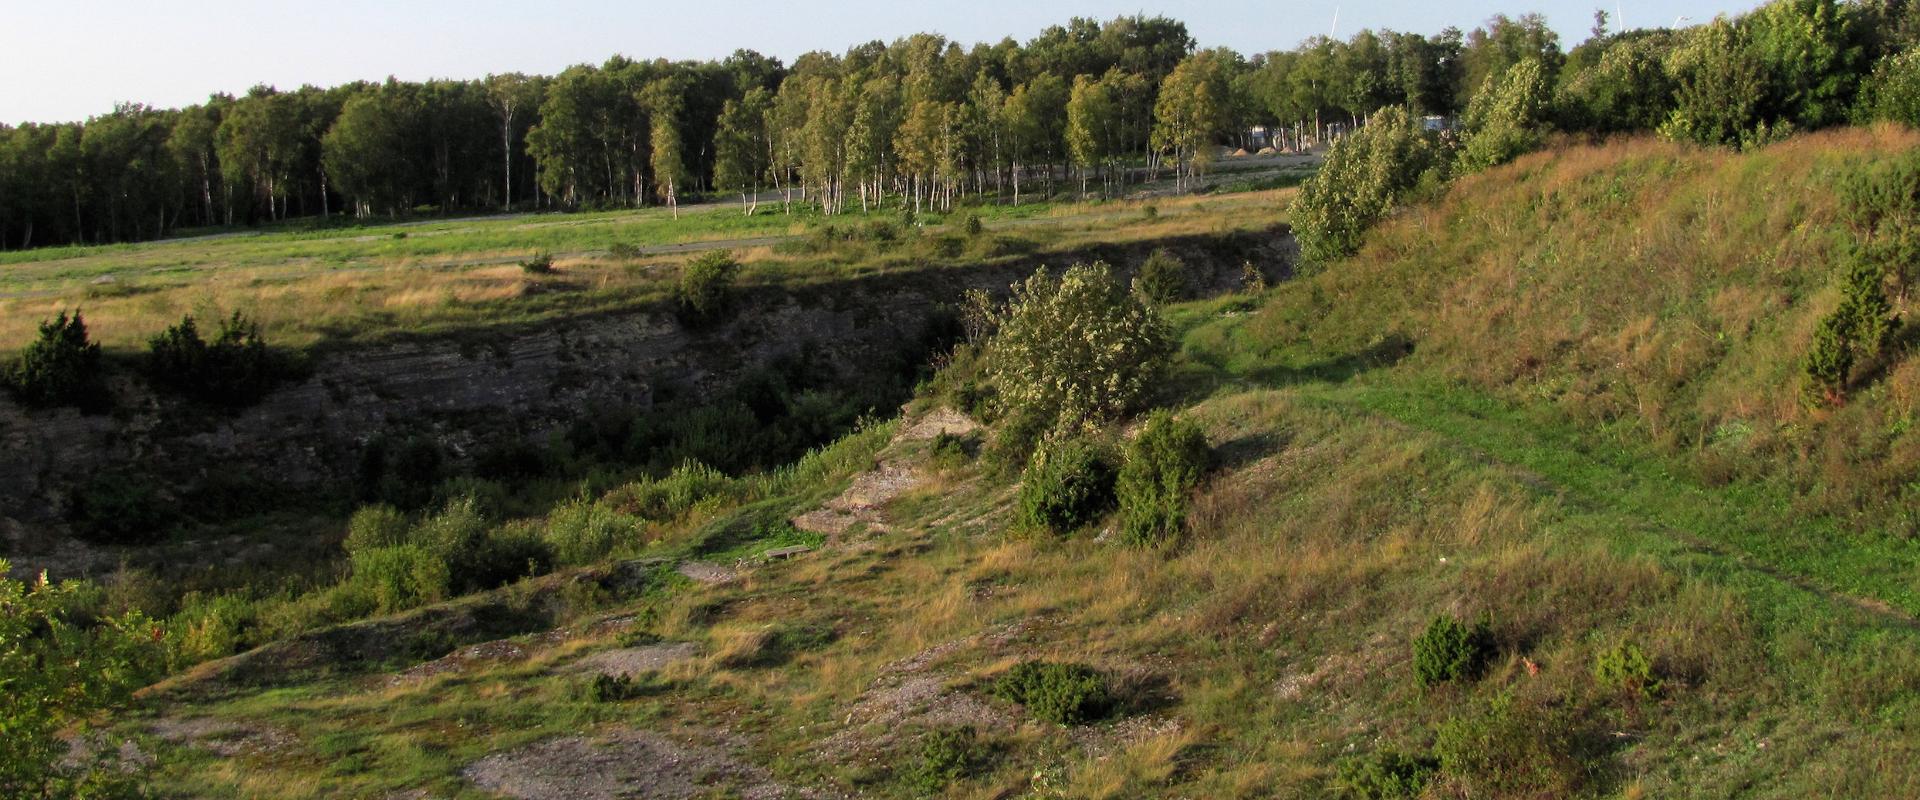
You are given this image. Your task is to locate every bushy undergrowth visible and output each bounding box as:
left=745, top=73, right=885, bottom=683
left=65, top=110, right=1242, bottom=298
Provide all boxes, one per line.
left=1290, top=106, right=1444, bottom=266
left=1131, top=248, right=1190, bottom=304
left=1593, top=639, right=1662, bottom=698
left=901, top=727, right=992, bottom=794
left=1433, top=692, right=1593, bottom=797
left=1333, top=751, right=1439, bottom=800
left=145, top=312, right=299, bottom=408
left=986, top=261, right=1171, bottom=436
left=675, top=249, right=740, bottom=323
left=5, top=310, right=107, bottom=412
left=1413, top=614, right=1496, bottom=687
left=1116, top=411, right=1210, bottom=545
left=1016, top=438, right=1117, bottom=535
left=990, top=660, right=1113, bottom=725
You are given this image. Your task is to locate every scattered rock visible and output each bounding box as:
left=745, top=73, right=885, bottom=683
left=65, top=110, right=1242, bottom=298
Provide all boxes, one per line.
left=676, top=560, right=738, bottom=584
left=148, top=717, right=297, bottom=758
left=462, top=728, right=789, bottom=800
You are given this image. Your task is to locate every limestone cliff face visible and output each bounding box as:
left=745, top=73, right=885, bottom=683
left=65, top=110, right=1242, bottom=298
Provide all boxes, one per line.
left=0, top=229, right=1290, bottom=562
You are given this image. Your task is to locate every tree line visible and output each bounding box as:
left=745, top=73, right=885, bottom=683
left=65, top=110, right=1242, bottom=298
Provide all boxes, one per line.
left=4, top=3, right=1920, bottom=250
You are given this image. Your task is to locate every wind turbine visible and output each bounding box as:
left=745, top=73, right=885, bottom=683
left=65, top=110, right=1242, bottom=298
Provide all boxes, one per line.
left=1330, top=4, right=1340, bottom=38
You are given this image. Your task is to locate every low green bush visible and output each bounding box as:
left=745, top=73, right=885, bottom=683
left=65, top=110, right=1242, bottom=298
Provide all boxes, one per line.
left=1333, top=750, right=1439, bottom=800
left=6, top=310, right=108, bottom=412
left=343, top=504, right=410, bottom=554
left=902, top=726, right=990, bottom=794
left=581, top=671, right=671, bottom=702
left=962, top=213, right=984, bottom=236
left=349, top=544, right=451, bottom=614
left=1593, top=639, right=1662, bottom=698
left=675, top=249, right=741, bottom=323
left=607, top=242, right=642, bottom=260
left=520, top=253, right=555, bottom=274
left=928, top=430, right=978, bottom=471
left=1412, top=614, right=1496, bottom=687
left=1131, top=249, right=1190, bottom=304
left=545, top=498, right=643, bottom=564
left=1116, top=412, right=1209, bottom=546
left=68, top=472, right=177, bottom=546
left=145, top=312, right=298, bottom=408
left=1016, top=438, right=1117, bottom=535
left=991, top=660, right=1113, bottom=725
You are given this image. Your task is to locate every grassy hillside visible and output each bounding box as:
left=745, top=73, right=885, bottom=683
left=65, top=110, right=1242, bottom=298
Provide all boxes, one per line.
left=44, top=132, right=1920, bottom=797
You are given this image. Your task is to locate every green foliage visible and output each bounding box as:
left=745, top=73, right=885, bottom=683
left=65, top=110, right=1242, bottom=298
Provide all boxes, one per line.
left=604, top=461, right=737, bottom=522
left=1433, top=692, right=1590, bottom=797
left=1805, top=253, right=1897, bottom=405
left=1555, top=36, right=1679, bottom=133
left=1290, top=106, right=1444, bottom=265
left=1017, top=438, right=1118, bottom=535
left=1131, top=248, right=1190, bottom=304
left=581, top=670, right=672, bottom=702
left=1856, top=50, right=1920, bottom=127
left=1412, top=614, right=1496, bottom=687
left=6, top=310, right=107, bottom=412
left=1333, top=750, right=1439, bottom=800
left=607, top=241, right=642, bottom=260
left=348, top=544, right=451, bottom=614
left=1593, top=639, right=1663, bottom=698
left=986, top=261, right=1172, bottom=435
left=68, top=472, right=177, bottom=545
left=1457, top=59, right=1553, bottom=172
left=902, top=727, right=991, bottom=794
left=145, top=312, right=296, bottom=407
left=675, top=249, right=741, bottom=323
left=0, top=561, right=165, bottom=797
left=928, top=430, right=978, bottom=471
left=962, top=213, right=984, bottom=236
left=991, top=661, right=1113, bottom=725
left=545, top=498, right=643, bottom=564
left=519, top=253, right=554, bottom=274
left=356, top=435, right=447, bottom=509
left=1116, top=412, right=1210, bottom=545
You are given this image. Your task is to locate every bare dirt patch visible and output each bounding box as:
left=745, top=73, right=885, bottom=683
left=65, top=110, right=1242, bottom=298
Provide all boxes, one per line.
left=793, top=408, right=979, bottom=539
left=462, top=728, right=789, bottom=800
left=677, top=560, right=739, bottom=584
left=148, top=717, right=297, bottom=758
left=567, top=642, right=701, bottom=678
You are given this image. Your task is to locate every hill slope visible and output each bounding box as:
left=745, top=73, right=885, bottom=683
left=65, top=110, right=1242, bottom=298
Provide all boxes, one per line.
left=104, top=132, right=1920, bottom=798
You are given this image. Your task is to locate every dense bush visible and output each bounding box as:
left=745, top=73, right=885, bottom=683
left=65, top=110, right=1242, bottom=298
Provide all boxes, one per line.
left=1116, top=412, right=1210, bottom=546
left=581, top=670, right=671, bottom=702
left=67, top=472, right=178, bottom=546
left=675, top=249, right=741, bottom=322
left=1290, top=106, right=1444, bottom=266
left=986, top=261, right=1171, bottom=435
left=349, top=544, right=450, bottom=614
left=0, top=560, right=165, bottom=798
left=1856, top=50, right=1920, bottom=127
left=1456, top=59, right=1553, bottom=173
left=145, top=312, right=297, bottom=407
left=991, top=660, right=1113, bottom=725
left=1412, top=614, right=1496, bottom=687
left=1554, top=35, right=1679, bottom=134
left=1593, top=639, right=1662, bottom=698
left=1016, top=438, right=1117, bottom=535
left=1332, top=750, right=1439, bottom=800
left=902, top=727, right=990, bottom=794
left=5, top=310, right=108, bottom=412
left=545, top=498, right=643, bottom=564
left=1131, top=248, right=1190, bottom=304
left=344, top=496, right=550, bottom=609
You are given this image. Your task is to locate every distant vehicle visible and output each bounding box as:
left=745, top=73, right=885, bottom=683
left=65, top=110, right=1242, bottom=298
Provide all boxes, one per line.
left=1422, top=115, right=1452, bottom=132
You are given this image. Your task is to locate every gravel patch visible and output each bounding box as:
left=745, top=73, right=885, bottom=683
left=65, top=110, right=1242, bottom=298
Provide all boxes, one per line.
left=462, top=728, right=788, bottom=800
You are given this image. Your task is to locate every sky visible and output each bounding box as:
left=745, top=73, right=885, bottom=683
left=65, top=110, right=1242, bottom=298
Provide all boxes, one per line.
left=3, top=0, right=1771, bottom=125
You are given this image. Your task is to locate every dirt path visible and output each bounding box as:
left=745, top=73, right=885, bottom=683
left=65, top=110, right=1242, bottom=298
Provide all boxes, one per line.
left=463, top=728, right=790, bottom=800
left=792, top=408, right=979, bottom=539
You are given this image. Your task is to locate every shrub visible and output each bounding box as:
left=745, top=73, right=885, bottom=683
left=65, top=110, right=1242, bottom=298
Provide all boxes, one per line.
left=675, top=249, right=741, bottom=322
left=606, top=460, right=737, bottom=522
left=1290, top=106, right=1444, bottom=266
left=1857, top=50, right=1920, bottom=127
left=962, top=213, right=984, bottom=236
left=343, top=505, right=409, bottom=554
left=1333, top=750, right=1439, bottom=800
left=1131, top=249, right=1190, bottom=304
left=1412, top=614, right=1496, bottom=687
left=545, top=498, right=643, bottom=565
left=145, top=312, right=295, bottom=407
left=408, top=496, right=551, bottom=593
left=67, top=472, right=177, bottom=546
left=349, top=544, right=450, bottom=614
left=6, top=310, right=107, bottom=412
left=0, top=561, right=166, bottom=797
left=1017, top=438, right=1117, bottom=535
left=1455, top=59, right=1553, bottom=173
left=991, top=660, right=1113, bottom=725
left=607, top=242, right=642, bottom=260
left=902, top=727, right=990, bottom=794
left=928, top=430, right=977, bottom=471
left=1239, top=260, right=1268, bottom=293
left=1433, top=692, right=1590, bottom=797
left=1116, top=412, right=1209, bottom=546
left=520, top=253, right=554, bottom=274
left=581, top=671, right=671, bottom=702
left=1660, top=19, right=1768, bottom=148
left=1593, top=639, right=1662, bottom=698
left=1805, top=253, right=1896, bottom=405
left=986, top=262, right=1172, bottom=435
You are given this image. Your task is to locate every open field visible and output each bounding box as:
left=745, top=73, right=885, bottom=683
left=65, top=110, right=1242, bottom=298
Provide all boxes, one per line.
left=0, top=167, right=1311, bottom=356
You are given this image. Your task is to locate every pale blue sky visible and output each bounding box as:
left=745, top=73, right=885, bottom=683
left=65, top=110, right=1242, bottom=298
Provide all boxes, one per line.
left=4, top=0, right=1768, bottom=125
